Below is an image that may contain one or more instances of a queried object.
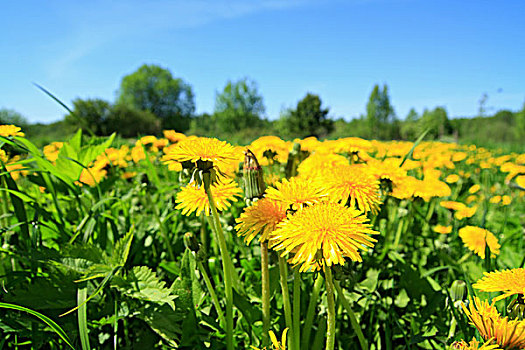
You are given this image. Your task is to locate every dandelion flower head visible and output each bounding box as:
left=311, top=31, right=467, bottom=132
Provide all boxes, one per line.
left=266, top=177, right=328, bottom=210
left=433, top=225, right=452, bottom=234
left=318, top=164, right=381, bottom=213
left=235, top=198, right=287, bottom=244
left=0, top=124, right=25, bottom=137
left=462, top=297, right=525, bottom=349
left=450, top=338, right=501, bottom=350
left=175, top=179, right=242, bottom=216
left=270, top=202, right=378, bottom=272
left=473, top=268, right=525, bottom=302
left=169, top=137, right=242, bottom=172
left=297, top=151, right=349, bottom=179
left=458, top=226, right=500, bottom=259
left=251, top=328, right=288, bottom=350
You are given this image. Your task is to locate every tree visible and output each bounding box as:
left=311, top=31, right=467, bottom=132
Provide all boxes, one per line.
left=515, top=102, right=525, bottom=140
left=418, top=106, right=450, bottom=139
left=65, top=98, right=111, bottom=135
left=365, top=84, right=396, bottom=139
left=276, top=93, right=333, bottom=139
left=117, top=64, right=195, bottom=132
left=0, top=108, right=28, bottom=127
left=213, top=78, right=265, bottom=134
left=106, top=104, right=161, bottom=138
left=400, top=108, right=420, bottom=140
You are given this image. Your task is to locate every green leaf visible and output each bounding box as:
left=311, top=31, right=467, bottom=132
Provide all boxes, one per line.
left=118, top=266, right=176, bottom=310
left=0, top=302, right=75, bottom=349
left=360, top=269, right=379, bottom=292
left=394, top=289, right=410, bottom=308
left=110, top=227, right=134, bottom=267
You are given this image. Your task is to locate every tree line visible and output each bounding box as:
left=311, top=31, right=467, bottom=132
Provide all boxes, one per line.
left=1, top=64, right=524, bottom=146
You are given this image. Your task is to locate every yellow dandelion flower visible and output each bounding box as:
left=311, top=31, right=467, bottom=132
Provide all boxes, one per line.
left=320, top=164, right=381, bottom=213
left=266, top=177, right=328, bottom=210
left=455, top=205, right=477, bottom=220
left=489, top=196, right=501, bottom=204
left=452, top=152, right=468, bottom=162
left=121, top=171, right=136, bottom=180
left=161, top=144, right=184, bottom=171
left=450, top=338, right=501, bottom=350
left=458, top=226, right=500, bottom=259
left=251, top=328, right=288, bottom=350
left=441, top=201, right=466, bottom=211
left=5, top=157, right=28, bottom=180
left=175, top=179, right=242, bottom=216
left=390, top=175, right=419, bottom=200
left=462, top=297, right=525, bottom=349
left=139, top=135, right=158, bottom=145
left=365, top=158, right=409, bottom=194
left=473, top=268, right=525, bottom=302
left=235, top=198, right=287, bottom=244
left=501, top=195, right=511, bottom=206
left=0, top=124, right=25, bottom=137
left=516, top=175, right=525, bottom=188
left=469, top=184, right=481, bottom=194
left=249, top=135, right=291, bottom=165
left=414, top=177, right=451, bottom=201
left=78, top=166, right=107, bottom=187
left=43, top=142, right=64, bottom=163
left=168, top=137, right=242, bottom=173
left=433, top=225, right=452, bottom=234
left=297, top=152, right=349, bottom=179
left=270, top=202, right=378, bottom=272
left=295, top=136, right=321, bottom=152
left=131, top=142, right=146, bottom=163
left=466, top=195, right=478, bottom=204
left=0, top=149, right=8, bottom=163
left=446, top=174, right=460, bottom=184
left=163, top=130, right=187, bottom=143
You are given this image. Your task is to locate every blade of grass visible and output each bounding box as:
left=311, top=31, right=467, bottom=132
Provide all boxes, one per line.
left=1, top=165, right=30, bottom=243
left=33, top=82, right=95, bottom=137
left=0, top=302, right=75, bottom=349
left=77, top=284, right=91, bottom=350
left=399, top=128, right=430, bottom=168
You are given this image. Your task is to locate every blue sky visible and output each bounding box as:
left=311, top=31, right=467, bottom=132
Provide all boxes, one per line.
left=1, top=0, right=524, bottom=123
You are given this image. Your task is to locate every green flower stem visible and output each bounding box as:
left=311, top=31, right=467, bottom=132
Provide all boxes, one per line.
left=200, top=215, right=208, bottom=253
left=302, top=274, right=323, bottom=348
left=324, top=266, right=336, bottom=350
left=203, top=173, right=234, bottom=350
left=392, top=216, right=406, bottom=249
left=197, top=259, right=227, bottom=329
left=447, top=314, right=457, bottom=340
left=293, top=268, right=301, bottom=350
left=334, top=280, right=368, bottom=350
left=278, top=256, right=294, bottom=350
left=261, top=241, right=271, bottom=348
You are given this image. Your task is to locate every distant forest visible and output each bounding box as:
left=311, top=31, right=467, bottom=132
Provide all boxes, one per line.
left=1, top=64, right=524, bottom=150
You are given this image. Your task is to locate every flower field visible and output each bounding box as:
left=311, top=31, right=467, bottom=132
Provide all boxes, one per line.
left=1, top=125, right=524, bottom=349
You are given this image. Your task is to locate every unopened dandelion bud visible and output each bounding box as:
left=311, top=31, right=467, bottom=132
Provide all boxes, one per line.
left=285, top=143, right=308, bottom=178
left=447, top=280, right=467, bottom=309
left=450, top=280, right=467, bottom=302
left=243, top=150, right=266, bottom=201
left=183, top=232, right=200, bottom=252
